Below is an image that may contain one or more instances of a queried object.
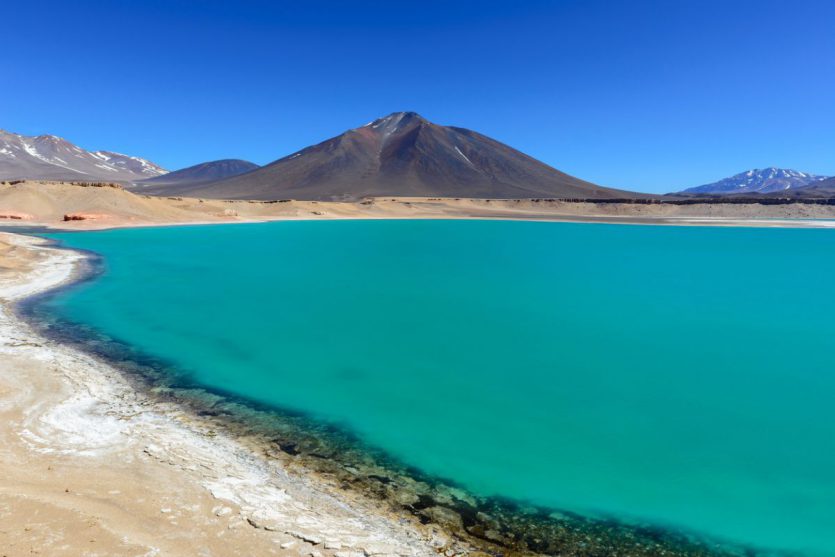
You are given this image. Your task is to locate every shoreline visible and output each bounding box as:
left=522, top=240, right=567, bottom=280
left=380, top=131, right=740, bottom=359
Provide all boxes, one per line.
left=5, top=210, right=835, bottom=233
left=1, top=229, right=775, bottom=556
left=0, top=232, right=464, bottom=556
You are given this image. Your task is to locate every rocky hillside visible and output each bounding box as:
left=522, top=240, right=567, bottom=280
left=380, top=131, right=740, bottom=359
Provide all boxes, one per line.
left=133, top=159, right=259, bottom=193
left=150, top=112, right=634, bottom=201
left=0, top=129, right=166, bottom=182
left=769, top=175, right=835, bottom=198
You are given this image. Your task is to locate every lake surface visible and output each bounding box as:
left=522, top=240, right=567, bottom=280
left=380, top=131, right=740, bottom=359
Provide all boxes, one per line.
left=41, top=220, right=835, bottom=555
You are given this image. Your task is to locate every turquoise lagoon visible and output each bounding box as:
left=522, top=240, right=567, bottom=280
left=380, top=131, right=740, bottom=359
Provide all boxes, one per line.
left=41, top=220, right=835, bottom=555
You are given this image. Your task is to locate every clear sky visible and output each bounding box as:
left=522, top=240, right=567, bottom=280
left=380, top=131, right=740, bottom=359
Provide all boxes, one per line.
left=4, top=0, right=834, bottom=192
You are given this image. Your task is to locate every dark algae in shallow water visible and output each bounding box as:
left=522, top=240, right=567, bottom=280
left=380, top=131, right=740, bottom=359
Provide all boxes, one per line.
left=23, top=296, right=765, bottom=557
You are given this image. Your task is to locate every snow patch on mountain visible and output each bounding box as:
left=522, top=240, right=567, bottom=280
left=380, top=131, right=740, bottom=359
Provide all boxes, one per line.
left=679, top=167, right=830, bottom=195
left=0, top=130, right=166, bottom=182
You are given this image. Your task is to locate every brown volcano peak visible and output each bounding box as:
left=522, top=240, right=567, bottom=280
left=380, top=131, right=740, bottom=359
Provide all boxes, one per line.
left=143, top=113, right=636, bottom=201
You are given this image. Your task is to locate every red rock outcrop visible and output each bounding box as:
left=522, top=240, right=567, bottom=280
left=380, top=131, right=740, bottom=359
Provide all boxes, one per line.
left=63, top=213, right=109, bottom=222
left=0, top=212, right=33, bottom=220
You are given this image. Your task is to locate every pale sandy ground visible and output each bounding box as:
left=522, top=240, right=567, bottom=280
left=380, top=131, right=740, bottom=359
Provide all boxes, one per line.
left=0, top=233, right=471, bottom=557
left=2, top=180, right=835, bottom=230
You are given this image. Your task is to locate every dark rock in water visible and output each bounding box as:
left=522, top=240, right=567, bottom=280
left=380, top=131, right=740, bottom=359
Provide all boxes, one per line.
left=277, top=441, right=299, bottom=456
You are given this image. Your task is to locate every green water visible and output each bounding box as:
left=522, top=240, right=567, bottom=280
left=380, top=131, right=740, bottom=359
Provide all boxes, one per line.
left=41, top=220, right=835, bottom=555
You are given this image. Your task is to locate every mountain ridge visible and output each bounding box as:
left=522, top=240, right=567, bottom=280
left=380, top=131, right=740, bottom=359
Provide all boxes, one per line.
left=133, top=159, right=259, bottom=193
left=0, top=129, right=166, bottom=182
left=677, top=168, right=829, bottom=195
left=768, top=175, right=835, bottom=198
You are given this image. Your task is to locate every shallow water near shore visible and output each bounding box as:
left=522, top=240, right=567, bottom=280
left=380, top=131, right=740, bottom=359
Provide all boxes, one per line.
left=38, top=220, right=835, bottom=555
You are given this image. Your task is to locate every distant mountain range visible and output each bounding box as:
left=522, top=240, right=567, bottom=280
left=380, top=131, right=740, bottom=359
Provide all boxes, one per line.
left=133, top=159, right=259, bottom=193
left=4, top=122, right=833, bottom=202
left=677, top=168, right=830, bottom=195
left=771, top=175, right=835, bottom=198
left=162, top=112, right=633, bottom=201
left=0, top=129, right=167, bottom=182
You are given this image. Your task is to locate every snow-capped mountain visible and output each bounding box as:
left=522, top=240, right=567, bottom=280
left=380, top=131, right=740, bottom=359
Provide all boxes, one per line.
left=0, top=129, right=167, bottom=182
left=678, top=168, right=829, bottom=195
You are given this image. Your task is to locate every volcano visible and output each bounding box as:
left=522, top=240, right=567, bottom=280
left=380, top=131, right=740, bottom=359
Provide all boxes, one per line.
left=159, top=112, right=632, bottom=201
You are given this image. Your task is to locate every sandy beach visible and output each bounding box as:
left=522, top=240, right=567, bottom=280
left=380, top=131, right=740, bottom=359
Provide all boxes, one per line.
left=0, top=232, right=469, bottom=557
left=2, top=181, right=835, bottom=231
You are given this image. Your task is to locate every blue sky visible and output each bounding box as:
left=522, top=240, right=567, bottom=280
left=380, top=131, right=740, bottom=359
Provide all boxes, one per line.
left=4, top=0, right=834, bottom=192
